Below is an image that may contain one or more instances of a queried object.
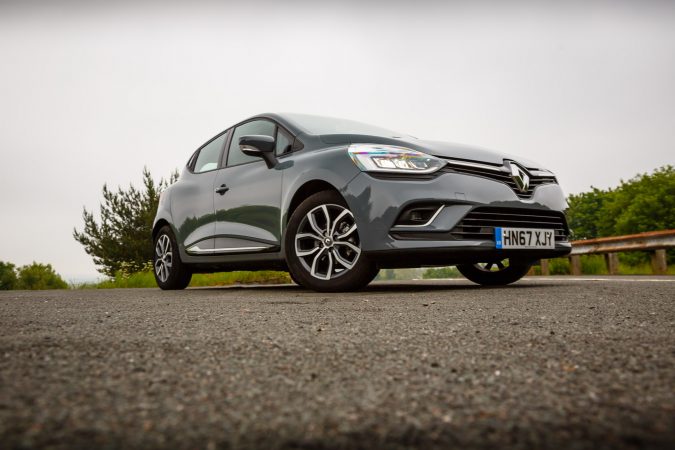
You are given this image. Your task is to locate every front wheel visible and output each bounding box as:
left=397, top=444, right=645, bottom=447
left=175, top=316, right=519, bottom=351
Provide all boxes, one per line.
left=153, top=226, right=192, bottom=290
left=456, top=259, right=531, bottom=286
left=285, top=191, right=378, bottom=292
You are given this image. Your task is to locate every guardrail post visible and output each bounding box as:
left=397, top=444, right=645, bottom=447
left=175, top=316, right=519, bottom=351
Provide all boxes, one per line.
left=569, top=255, right=581, bottom=275
left=651, top=249, right=667, bottom=275
left=605, top=253, right=619, bottom=275
left=540, top=259, right=549, bottom=276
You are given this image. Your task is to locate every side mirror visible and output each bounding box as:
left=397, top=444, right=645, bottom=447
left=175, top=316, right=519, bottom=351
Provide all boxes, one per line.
left=239, top=135, right=277, bottom=168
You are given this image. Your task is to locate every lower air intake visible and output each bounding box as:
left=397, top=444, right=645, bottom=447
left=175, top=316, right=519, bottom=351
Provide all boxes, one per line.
left=451, top=207, right=569, bottom=242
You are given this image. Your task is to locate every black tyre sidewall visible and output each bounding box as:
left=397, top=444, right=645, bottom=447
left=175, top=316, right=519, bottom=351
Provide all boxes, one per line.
left=457, top=261, right=531, bottom=286
left=285, top=191, right=377, bottom=292
left=153, top=226, right=192, bottom=290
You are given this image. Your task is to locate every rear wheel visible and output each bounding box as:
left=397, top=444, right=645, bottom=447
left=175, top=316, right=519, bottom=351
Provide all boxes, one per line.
left=285, top=191, right=378, bottom=292
left=153, top=226, right=192, bottom=290
left=457, top=259, right=531, bottom=286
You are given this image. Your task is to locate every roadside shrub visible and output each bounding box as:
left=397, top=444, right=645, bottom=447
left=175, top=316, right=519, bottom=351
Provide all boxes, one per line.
left=580, top=255, right=608, bottom=275
left=16, top=263, right=68, bottom=290
left=0, top=261, right=18, bottom=290
left=617, top=251, right=657, bottom=267
left=548, top=258, right=570, bottom=275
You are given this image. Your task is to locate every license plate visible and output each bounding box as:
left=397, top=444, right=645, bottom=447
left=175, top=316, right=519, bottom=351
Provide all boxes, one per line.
left=494, top=227, right=555, bottom=249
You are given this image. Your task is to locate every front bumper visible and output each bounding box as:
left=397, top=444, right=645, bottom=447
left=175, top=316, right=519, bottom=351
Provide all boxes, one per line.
left=343, top=171, right=571, bottom=266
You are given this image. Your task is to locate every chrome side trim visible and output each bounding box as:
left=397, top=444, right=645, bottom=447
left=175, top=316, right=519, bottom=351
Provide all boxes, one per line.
left=391, top=205, right=445, bottom=229
left=187, top=245, right=269, bottom=255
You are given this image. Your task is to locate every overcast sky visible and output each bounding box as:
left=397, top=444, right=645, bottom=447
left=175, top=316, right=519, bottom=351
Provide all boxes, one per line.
left=0, top=0, right=673, bottom=280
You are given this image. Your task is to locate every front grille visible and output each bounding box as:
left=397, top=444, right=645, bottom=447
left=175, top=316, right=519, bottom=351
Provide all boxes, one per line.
left=442, top=160, right=557, bottom=199
left=451, top=207, right=569, bottom=242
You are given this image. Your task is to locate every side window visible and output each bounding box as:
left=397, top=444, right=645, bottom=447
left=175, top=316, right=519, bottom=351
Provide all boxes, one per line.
left=227, top=120, right=276, bottom=166
left=194, top=133, right=227, bottom=173
left=276, top=127, right=293, bottom=156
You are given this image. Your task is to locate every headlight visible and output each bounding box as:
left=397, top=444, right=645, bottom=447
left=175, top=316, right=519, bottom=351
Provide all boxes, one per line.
left=348, top=144, right=445, bottom=174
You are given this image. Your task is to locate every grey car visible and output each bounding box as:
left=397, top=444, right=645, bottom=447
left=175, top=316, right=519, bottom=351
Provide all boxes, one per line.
left=152, top=113, right=571, bottom=292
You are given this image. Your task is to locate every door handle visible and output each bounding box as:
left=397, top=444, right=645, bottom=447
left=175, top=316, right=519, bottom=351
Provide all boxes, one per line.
left=215, top=184, right=229, bottom=195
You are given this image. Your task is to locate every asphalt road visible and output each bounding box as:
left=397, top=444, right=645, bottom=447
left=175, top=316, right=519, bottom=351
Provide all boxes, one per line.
left=1, top=277, right=674, bottom=449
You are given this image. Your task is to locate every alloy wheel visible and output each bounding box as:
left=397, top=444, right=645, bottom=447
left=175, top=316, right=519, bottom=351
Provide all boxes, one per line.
left=457, top=258, right=531, bottom=286
left=474, top=259, right=510, bottom=272
left=294, top=204, right=361, bottom=280
left=155, top=234, right=173, bottom=283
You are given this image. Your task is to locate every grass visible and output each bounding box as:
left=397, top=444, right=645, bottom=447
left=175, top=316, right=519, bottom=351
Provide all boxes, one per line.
left=72, top=258, right=674, bottom=289
left=616, top=263, right=675, bottom=275
left=77, top=270, right=292, bottom=289
left=376, top=268, right=425, bottom=281
left=581, top=255, right=608, bottom=275
left=421, top=267, right=462, bottom=279
left=535, top=256, right=675, bottom=276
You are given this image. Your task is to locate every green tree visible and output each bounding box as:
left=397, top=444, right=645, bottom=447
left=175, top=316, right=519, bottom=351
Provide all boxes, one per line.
left=565, top=165, right=675, bottom=265
left=74, top=168, right=178, bottom=277
left=567, top=166, right=675, bottom=239
left=16, top=262, right=68, bottom=290
left=0, top=261, right=18, bottom=290
left=566, top=187, right=612, bottom=240
left=602, top=166, right=675, bottom=236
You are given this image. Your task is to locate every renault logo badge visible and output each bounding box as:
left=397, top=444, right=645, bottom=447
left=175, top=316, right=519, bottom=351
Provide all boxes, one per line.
left=509, top=162, right=530, bottom=193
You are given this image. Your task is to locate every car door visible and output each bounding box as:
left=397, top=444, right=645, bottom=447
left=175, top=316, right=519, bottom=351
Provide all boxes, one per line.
left=211, top=119, right=290, bottom=254
left=171, top=131, right=228, bottom=255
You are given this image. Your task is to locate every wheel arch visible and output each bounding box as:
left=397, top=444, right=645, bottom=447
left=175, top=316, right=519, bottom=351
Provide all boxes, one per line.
left=152, top=219, right=171, bottom=241
left=285, top=179, right=342, bottom=225
left=281, top=179, right=345, bottom=259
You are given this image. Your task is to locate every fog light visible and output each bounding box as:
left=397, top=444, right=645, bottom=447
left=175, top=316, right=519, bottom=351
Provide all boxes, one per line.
left=394, top=204, right=444, bottom=227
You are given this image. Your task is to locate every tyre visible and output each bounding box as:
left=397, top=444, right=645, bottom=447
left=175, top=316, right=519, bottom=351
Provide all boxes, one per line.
left=153, top=225, right=192, bottom=290
left=456, top=259, right=531, bottom=286
left=285, top=190, right=378, bottom=292
left=288, top=270, right=301, bottom=286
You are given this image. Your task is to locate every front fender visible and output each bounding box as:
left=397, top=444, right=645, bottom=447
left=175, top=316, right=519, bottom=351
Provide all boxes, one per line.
left=280, top=146, right=361, bottom=221
left=152, top=186, right=177, bottom=239
left=279, top=146, right=361, bottom=256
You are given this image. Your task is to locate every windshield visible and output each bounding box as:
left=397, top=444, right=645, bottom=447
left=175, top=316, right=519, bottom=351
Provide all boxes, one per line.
left=283, top=113, right=408, bottom=137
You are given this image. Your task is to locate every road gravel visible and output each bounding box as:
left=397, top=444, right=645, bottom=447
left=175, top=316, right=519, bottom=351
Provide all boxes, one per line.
left=1, top=277, right=674, bottom=449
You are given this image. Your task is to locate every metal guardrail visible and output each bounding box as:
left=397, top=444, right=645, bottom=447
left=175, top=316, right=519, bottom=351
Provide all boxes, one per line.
left=570, top=230, right=675, bottom=255
left=540, top=229, right=674, bottom=275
